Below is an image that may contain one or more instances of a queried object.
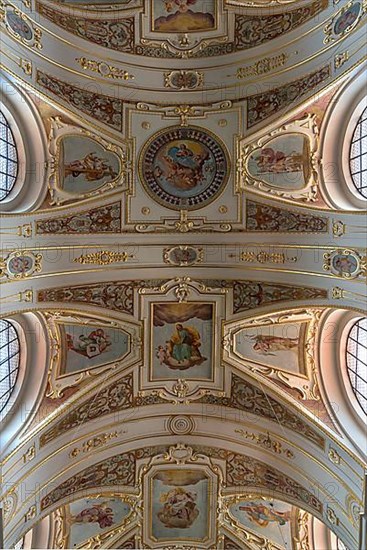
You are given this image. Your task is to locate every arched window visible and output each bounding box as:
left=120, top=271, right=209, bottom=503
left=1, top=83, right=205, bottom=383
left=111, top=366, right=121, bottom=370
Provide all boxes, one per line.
left=350, top=105, right=367, bottom=198
left=346, top=318, right=367, bottom=415
left=0, top=110, right=18, bottom=200
left=0, top=319, right=20, bottom=413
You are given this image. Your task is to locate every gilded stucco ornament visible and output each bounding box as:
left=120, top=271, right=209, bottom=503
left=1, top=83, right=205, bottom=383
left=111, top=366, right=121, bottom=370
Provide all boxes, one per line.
left=1, top=492, right=17, bottom=527
left=328, top=447, right=342, bottom=464
left=236, top=53, right=288, bottom=79
left=233, top=251, right=297, bottom=264
left=334, top=51, right=350, bottom=69
left=136, top=100, right=232, bottom=127
left=0, top=223, right=32, bottom=238
left=69, top=431, right=121, bottom=458
left=234, top=429, right=295, bottom=459
left=22, top=444, right=36, bottom=463
left=326, top=506, right=339, bottom=525
left=76, top=57, right=134, bottom=81
left=73, top=250, right=134, bottom=266
left=0, top=289, right=33, bottom=305
left=164, top=70, right=203, bottom=90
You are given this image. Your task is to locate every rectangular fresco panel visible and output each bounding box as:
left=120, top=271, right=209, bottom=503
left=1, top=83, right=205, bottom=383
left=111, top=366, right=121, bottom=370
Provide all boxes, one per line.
left=151, top=302, right=214, bottom=381
left=150, top=469, right=210, bottom=542
left=234, top=322, right=307, bottom=375
left=152, top=0, right=216, bottom=33
left=60, top=323, right=129, bottom=375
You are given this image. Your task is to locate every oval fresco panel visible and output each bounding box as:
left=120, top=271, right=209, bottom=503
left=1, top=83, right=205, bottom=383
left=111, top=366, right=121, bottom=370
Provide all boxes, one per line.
left=247, top=133, right=310, bottom=191
left=139, top=126, right=229, bottom=210
left=59, top=136, right=120, bottom=195
left=334, top=2, right=361, bottom=35
left=7, top=255, right=34, bottom=276
left=6, top=11, right=33, bottom=40
left=330, top=252, right=359, bottom=277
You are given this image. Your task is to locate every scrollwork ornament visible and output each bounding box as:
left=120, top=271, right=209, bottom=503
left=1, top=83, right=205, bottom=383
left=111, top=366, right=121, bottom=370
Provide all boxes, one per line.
left=2, top=492, right=17, bottom=526
left=73, top=250, right=134, bottom=265
left=333, top=220, right=346, bottom=237
left=23, top=444, right=36, bottom=463
left=164, top=70, right=203, bottom=90
left=25, top=505, right=37, bottom=522
left=76, top=57, right=134, bottom=80
left=326, top=506, right=339, bottom=525
left=236, top=53, right=288, bottom=79
left=69, top=431, right=121, bottom=458
left=172, top=379, right=190, bottom=399
left=328, top=447, right=341, bottom=464
left=235, top=429, right=294, bottom=458
left=174, top=280, right=191, bottom=302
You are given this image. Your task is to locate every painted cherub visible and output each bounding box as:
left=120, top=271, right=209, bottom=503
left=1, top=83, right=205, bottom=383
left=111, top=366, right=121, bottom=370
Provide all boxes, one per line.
left=156, top=345, right=167, bottom=365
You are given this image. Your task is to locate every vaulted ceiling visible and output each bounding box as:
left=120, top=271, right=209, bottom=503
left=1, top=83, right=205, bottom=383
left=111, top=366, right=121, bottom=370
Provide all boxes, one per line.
left=0, top=1, right=366, bottom=549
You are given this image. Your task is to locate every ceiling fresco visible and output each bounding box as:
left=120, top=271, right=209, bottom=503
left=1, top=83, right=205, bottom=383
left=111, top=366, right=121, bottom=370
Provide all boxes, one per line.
left=0, top=1, right=366, bottom=549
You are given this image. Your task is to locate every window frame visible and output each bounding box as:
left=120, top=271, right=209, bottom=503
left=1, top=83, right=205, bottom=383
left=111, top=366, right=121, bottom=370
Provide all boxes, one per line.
left=0, top=319, right=20, bottom=415
left=0, top=109, right=19, bottom=200
left=346, top=317, right=367, bottom=416
left=348, top=102, right=367, bottom=200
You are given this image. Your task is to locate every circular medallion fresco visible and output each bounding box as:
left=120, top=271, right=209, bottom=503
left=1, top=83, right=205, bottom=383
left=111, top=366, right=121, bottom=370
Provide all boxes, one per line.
left=139, top=126, right=229, bottom=210
left=6, top=11, right=33, bottom=41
